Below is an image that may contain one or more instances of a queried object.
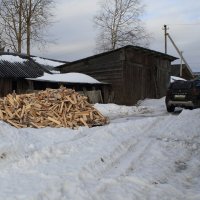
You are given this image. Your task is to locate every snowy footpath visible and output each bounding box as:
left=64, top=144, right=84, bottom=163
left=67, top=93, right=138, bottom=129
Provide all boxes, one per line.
left=0, top=98, right=200, bottom=200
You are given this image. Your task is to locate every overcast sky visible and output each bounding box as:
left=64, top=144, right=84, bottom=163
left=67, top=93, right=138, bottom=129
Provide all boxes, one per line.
left=32, top=0, right=200, bottom=72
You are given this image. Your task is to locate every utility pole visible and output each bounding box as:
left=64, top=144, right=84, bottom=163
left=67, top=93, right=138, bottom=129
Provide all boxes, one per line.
left=166, top=33, right=193, bottom=75
left=163, top=24, right=168, bottom=54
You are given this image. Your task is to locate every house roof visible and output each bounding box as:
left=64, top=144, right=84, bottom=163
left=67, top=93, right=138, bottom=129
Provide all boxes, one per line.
left=27, top=72, right=108, bottom=85
left=31, top=56, right=68, bottom=73
left=56, top=45, right=177, bottom=69
left=193, top=72, right=200, bottom=76
left=0, top=52, right=48, bottom=78
left=171, top=64, right=194, bottom=80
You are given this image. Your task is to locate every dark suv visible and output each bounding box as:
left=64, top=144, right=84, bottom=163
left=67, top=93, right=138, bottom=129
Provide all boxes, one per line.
left=165, top=79, right=200, bottom=112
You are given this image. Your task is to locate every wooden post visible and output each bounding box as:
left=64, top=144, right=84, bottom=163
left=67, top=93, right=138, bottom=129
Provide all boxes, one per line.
left=180, top=51, right=183, bottom=77
left=163, top=24, right=168, bottom=54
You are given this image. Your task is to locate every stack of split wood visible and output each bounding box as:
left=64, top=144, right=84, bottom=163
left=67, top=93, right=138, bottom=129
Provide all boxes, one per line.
left=0, top=87, right=108, bottom=129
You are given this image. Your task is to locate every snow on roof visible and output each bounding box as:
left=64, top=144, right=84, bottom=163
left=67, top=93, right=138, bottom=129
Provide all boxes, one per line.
left=28, top=72, right=101, bottom=84
left=32, top=57, right=65, bottom=68
left=0, top=54, right=64, bottom=68
left=0, top=55, right=28, bottom=63
left=170, top=76, right=186, bottom=83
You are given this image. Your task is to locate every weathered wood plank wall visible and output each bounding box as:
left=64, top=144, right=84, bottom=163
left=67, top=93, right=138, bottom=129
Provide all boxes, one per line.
left=124, top=51, right=171, bottom=105
left=59, top=46, right=175, bottom=105
left=61, top=50, right=126, bottom=104
left=0, top=79, right=12, bottom=97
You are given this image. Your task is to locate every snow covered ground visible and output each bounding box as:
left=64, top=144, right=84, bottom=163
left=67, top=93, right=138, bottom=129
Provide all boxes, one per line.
left=0, top=98, right=200, bottom=200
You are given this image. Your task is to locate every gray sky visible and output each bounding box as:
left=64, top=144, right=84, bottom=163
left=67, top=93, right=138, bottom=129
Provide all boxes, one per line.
left=32, top=0, right=200, bottom=72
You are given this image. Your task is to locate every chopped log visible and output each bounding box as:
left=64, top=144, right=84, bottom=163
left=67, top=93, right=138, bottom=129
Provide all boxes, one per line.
left=0, top=110, right=3, bottom=120
left=0, top=87, right=108, bottom=129
left=66, top=96, right=75, bottom=104
left=47, top=116, right=60, bottom=124
left=79, top=118, right=89, bottom=128
left=59, top=101, right=64, bottom=114
left=7, top=119, right=22, bottom=128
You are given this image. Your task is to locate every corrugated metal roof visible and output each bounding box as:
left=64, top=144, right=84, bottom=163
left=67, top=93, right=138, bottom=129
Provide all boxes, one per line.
left=31, top=56, right=68, bottom=72
left=0, top=53, right=47, bottom=78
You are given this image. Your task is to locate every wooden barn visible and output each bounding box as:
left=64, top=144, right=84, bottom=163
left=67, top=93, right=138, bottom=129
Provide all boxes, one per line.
left=57, top=45, right=177, bottom=105
left=0, top=52, right=47, bottom=97
left=0, top=52, right=109, bottom=103
left=27, top=72, right=111, bottom=104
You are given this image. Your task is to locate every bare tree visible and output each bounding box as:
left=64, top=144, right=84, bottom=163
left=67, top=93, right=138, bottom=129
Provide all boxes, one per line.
left=94, top=0, right=150, bottom=52
left=0, top=0, right=26, bottom=53
left=0, top=0, right=54, bottom=55
left=23, top=0, right=54, bottom=55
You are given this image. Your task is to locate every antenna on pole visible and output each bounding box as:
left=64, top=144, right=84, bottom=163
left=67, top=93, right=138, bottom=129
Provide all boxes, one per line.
left=162, top=24, right=169, bottom=54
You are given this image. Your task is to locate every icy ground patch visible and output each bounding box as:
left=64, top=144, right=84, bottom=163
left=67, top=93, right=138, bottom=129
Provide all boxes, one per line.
left=0, top=98, right=200, bottom=200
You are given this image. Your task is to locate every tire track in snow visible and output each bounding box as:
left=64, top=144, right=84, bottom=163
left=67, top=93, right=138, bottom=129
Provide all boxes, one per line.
left=78, top=113, right=197, bottom=200
left=1, top=108, right=199, bottom=199
left=78, top=116, right=169, bottom=199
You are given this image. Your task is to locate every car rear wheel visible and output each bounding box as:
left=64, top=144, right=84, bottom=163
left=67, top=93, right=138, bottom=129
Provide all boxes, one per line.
left=167, top=105, right=175, bottom=112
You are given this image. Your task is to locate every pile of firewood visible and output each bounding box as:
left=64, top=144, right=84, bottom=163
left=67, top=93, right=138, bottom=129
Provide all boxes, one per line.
left=0, top=87, right=108, bottom=129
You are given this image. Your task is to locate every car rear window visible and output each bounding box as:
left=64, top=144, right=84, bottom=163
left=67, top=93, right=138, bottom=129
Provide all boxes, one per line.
left=170, top=81, right=192, bottom=89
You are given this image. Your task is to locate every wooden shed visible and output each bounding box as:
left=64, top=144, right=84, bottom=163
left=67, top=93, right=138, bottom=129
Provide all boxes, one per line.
left=57, top=45, right=177, bottom=105
left=0, top=52, right=47, bottom=97
left=27, top=72, right=111, bottom=104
